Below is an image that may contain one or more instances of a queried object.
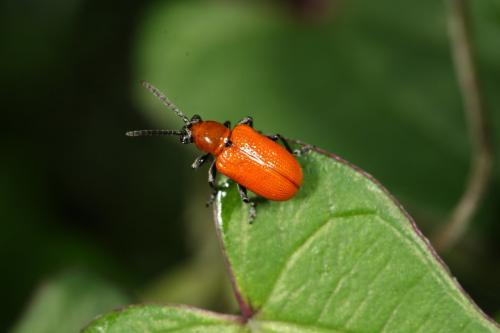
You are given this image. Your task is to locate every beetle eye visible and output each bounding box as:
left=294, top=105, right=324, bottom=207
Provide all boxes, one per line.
left=191, top=114, right=202, bottom=123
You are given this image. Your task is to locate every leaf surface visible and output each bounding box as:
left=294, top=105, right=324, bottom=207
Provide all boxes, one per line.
left=215, top=146, right=498, bottom=333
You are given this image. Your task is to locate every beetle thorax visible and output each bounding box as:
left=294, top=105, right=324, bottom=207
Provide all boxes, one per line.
left=191, top=121, right=230, bottom=155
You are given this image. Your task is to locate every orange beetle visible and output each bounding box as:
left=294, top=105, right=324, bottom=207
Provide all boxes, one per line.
left=127, top=81, right=303, bottom=220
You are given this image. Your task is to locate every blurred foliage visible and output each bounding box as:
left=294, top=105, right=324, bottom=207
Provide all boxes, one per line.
left=140, top=189, right=238, bottom=313
left=84, top=304, right=245, bottom=333
left=1, top=0, right=499, bottom=331
left=11, top=270, right=129, bottom=333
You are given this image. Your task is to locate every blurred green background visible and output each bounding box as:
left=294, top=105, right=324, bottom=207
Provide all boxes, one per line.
left=1, top=0, right=499, bottom=331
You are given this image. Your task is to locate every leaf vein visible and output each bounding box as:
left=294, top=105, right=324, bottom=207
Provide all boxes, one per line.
left=262, top=211, right=377, bottom=309
left=317, top=236, right=387, bottom=323
left=340, top=250, right=395, bottom=327
left=378, top=272, right=427, bottom=333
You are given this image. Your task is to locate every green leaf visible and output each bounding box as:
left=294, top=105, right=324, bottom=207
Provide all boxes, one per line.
left=84, top=146, right=498, bottom=332
left=215, top=146, right=499, bottom=332
left=11, top=271, right=129, bottom=333
left=83, top=305, right=247, bottom=333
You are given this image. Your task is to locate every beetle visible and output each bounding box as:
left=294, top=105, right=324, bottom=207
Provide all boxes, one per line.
left=126, top=81, right=303, bottom=220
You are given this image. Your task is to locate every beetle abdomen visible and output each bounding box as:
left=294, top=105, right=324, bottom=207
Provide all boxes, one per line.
left=216, top=125, right=303, bottom=201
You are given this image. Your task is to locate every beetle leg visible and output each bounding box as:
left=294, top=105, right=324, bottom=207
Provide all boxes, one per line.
left=267, top=134, right=293, bottom=154
left=237, top=184, right=257, bottom=223
left=238, top=116, right=253, bottom=128
left=192, top=153, right=211, bottom=169
left=294, top=144, right=314, bottom=156
left=223, top=120, right=231, bottom=128
left=206, top=160, right=218, bottom=206
left=208, top=160, right=217, bottom=189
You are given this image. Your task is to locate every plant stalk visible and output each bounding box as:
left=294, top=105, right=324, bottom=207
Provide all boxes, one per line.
left=434, top=0, right=493, bottom=252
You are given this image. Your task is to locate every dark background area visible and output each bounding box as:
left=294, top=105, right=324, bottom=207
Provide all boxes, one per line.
left=1, top=0, right=499, bottom=331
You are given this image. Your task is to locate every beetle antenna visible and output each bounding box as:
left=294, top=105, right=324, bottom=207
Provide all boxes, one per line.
left=126, top=129, right=184, bottom=137
left=141, top=80, right=190, bottom=125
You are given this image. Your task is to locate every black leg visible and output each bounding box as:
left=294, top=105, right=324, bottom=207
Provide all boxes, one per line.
left=206, top=160, right=218, bottom=206
left=238, top=116, right=253, bottom=127
left=267, top=134, right=293, bottom=154
left=192, top=153, right=211, bottom=169
left=294, top=144, right=314, bottom=156
left=237, top=184, right=257, bottom=222
left=223, top=120, right=231, bottom=128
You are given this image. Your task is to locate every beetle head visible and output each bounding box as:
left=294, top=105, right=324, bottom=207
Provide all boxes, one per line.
left=178, top=114, right=203, bottom=144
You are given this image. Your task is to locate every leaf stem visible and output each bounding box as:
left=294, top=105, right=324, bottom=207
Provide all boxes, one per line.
left=434, top=0, right=493, bottom=252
